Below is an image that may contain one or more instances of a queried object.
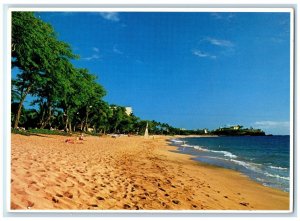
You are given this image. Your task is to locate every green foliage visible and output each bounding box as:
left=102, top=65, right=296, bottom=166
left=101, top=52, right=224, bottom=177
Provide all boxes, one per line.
left=11, top=128, right=69, bottom=136
left=11, top=12, right=267, bottom=137
left=11, top=128, right=30, bottom=136
left=27, top=129, right=69, bottom=136
left=11, top=12, right=78, bottom=128
left=211, top=127, right=265, bottom=136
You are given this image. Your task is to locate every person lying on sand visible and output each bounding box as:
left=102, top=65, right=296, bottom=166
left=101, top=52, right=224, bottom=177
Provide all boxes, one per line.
left=65, top=138, right=83, bottom=144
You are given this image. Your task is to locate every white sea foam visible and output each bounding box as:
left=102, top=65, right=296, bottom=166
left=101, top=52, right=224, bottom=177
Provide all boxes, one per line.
left=205, top=156, right=228, bottom=161
left=269, top=165, right=288, bottom=170
left=171, top=139, right=184, bottom=143
left=193, top=145, right=209, bottom=151
left=181, top=144, right=194, bottom=148
left=209, top=150, right=237, bottom=159
left=264, top=172, right=290, bottom=181
left=188, top=144, right=238, bottom=159
left=230, top=159, right=262, bottom=172
left=256, top=177, right=266, bottom=182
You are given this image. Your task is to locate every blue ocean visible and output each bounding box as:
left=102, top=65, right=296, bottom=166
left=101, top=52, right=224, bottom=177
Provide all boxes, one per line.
left=171, top=136, right=290, bottom=192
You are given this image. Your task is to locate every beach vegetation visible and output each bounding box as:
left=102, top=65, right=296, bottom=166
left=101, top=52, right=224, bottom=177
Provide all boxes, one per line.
left=11, top=12, right=266, bottom=137
left=12, top=12, right=77, bottom=129
left=210, top=126, right=265, bottom=136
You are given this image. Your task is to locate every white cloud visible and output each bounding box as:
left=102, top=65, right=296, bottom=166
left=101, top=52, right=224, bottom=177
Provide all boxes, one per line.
left=99, top=12, right=120, bottom=22
left=81, top=47, right=101, bottom=61
left=81, top=54, right=100, bottom=61
left=205, top=37, right=234, bottom=47
left=192, top=50, right=216, bottom=59
left=92, top=47, right=99, bottom=52
left=254, top=121, right=289, bottom=129
left=113, top=45, right=123, bottom=55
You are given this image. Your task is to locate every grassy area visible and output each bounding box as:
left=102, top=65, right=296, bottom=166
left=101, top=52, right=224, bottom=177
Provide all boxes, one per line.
left=11, top=128, right=70, bottom=136
left=11, top=128, right=31, bottom=136
left=27, top=129, right=69, bottom=135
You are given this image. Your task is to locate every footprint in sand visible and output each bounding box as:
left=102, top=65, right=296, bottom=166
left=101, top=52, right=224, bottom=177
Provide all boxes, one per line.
left=56, top=193, right=63, bottom=198
left=172, top=199, right=180, bottom=205
left=11, top=202, right=21, bottom=209
left=239, top=202, right=249, bottom=207
left=52, top=197, right=59, bottom=203
left=37, top=169, right=46, bottom=173
left=78, top=182, right=85, bottom=186
left=140, top=196, right=146, bottom=200
left=123, top=204, right=131, bottom=209
left=23, top=200, right=35, bottom=209
left=159, top=187, right=166, bottom=192
left=63, top=192, right=73, bottom=199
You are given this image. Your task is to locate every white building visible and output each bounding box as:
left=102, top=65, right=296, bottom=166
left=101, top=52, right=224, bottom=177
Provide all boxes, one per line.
left=233, top=125, right=241, bottom=130
left=125, top=107, right=133, bottom=116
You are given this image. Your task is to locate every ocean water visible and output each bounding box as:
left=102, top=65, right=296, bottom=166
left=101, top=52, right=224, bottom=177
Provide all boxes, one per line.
left=170, top=136, right=290, bottom=192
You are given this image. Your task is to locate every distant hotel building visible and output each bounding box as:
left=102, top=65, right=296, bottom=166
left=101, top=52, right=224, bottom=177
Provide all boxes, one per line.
left=125, top=107, right=133, bottom=116
left=110, top=105, right=133, bottom=116
left=233, top=125, right=241, bottom=130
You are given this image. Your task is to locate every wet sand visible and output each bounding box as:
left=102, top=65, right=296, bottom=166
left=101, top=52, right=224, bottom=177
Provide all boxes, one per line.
left=10, top=134, right=289, bottom=210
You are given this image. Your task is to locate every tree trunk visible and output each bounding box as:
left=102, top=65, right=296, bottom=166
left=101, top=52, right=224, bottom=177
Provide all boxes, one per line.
left=68, top=122, right=72, bottom=132
left=80, top=120, right=84, bottom=131
left=65, top=119, right=68, bottom=132
left=84, top=109, right=89, bottom=132
left=64, top=110, right=69, bottom=132
left=42, top=103, right=52, bottom=129
left=13, top=85, right=31, bottom=129
left=39, top=107, right=46, bottom=129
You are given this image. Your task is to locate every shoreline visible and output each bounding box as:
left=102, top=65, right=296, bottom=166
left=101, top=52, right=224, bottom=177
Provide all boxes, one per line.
left=162, top=136, right=290, bottom=208
left=10, top=134, right=289, bottom=210
left=168, top=135, right=290, bottom=193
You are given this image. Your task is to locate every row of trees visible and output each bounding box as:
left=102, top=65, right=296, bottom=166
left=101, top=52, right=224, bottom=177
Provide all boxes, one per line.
left=11, top=12, right=201, bottom=135
left=11, top=12, right=111, bottom=133
left=11, top=12, right=265, bottom=136
left=210, top=126, right=266, bottom=136
left=11, top=12, right=146, bottom=134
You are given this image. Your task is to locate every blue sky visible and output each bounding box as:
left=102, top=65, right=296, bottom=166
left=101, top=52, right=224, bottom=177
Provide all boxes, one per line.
left=27, top=11, right=291, bottom=135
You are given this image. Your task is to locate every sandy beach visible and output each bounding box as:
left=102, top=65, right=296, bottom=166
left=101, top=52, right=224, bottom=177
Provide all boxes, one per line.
left=10, top=134, right=289, bottom=210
